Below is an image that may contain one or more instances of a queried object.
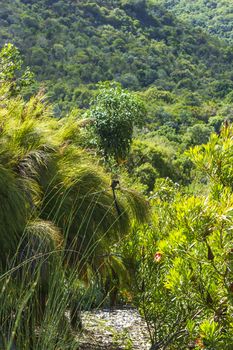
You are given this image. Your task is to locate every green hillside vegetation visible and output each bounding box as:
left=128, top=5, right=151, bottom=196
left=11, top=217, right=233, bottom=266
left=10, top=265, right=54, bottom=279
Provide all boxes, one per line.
left=156, top=0, right=233, bottom=43
left=0, top=0, right=233, bottom=114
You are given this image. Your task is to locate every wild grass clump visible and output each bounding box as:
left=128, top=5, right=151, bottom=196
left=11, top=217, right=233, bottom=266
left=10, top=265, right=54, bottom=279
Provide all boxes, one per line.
left=0, top=83, right=149, bottom=349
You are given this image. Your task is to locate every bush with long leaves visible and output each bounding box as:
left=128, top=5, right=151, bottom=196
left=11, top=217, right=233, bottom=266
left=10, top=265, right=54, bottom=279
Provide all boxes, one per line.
left=0, top=81, right=149, bottom=348
left=122, top=126, right=233, bottom=350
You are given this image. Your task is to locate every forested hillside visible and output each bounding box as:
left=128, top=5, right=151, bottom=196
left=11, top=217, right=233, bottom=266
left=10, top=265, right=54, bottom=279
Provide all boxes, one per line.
left=157, top=0, right=233, bottom=42
left=1, top=0, right=233, bottom=113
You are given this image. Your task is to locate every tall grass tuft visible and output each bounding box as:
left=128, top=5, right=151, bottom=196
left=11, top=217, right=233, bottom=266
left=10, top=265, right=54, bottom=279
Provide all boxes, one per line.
left=0, top=83, right=149, bottom=349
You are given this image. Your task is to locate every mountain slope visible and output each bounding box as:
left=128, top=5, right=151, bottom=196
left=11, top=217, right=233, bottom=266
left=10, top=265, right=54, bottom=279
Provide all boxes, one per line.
left=0, top=0, right=232, bottom=111
left=156, top=0, right=233, bottom=43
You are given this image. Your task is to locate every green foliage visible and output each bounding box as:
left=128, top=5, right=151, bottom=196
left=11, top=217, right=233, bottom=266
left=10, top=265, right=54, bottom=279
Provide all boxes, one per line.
left=158, top=0, right=233, bottom=43
left=0, top=43, right=34, bottom=91
left=189, top=124, right=233, bottom=195
left=0, top=43, right=22, bottom=79
left=90, top=82, right=145, bottom=161
left=183, top=123, right=214, bottom=147
left=121, top=128, right=233, bottom=349
left=135, top=162, right=159, bottom=192
left=0, top=0, right=232, bottom=112
left=127, top=138, right=183, bottom=185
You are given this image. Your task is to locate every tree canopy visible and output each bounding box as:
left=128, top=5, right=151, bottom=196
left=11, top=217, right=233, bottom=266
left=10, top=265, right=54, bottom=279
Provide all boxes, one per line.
left=91, top=83, right=146, bottom=161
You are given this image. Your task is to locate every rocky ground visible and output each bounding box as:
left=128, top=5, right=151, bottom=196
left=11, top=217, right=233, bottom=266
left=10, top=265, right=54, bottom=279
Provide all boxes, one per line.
left=77, top=308, right=151, bottom=350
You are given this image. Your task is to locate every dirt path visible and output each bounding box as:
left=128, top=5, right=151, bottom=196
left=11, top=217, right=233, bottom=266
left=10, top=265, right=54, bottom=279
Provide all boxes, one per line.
left=77, top=308, right=151, bottom=350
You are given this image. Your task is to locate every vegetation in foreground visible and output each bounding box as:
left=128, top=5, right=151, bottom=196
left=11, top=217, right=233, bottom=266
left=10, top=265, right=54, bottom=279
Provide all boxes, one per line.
left=0, top=44, right=149, bottom=348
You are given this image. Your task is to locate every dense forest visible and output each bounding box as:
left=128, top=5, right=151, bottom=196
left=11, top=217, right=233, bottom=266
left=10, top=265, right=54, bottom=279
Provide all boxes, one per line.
left=1, top=0, right=233, bottom=113
left=1, top=0, right=233, bottom=349
left=157, top=0, right=233, bottom=43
